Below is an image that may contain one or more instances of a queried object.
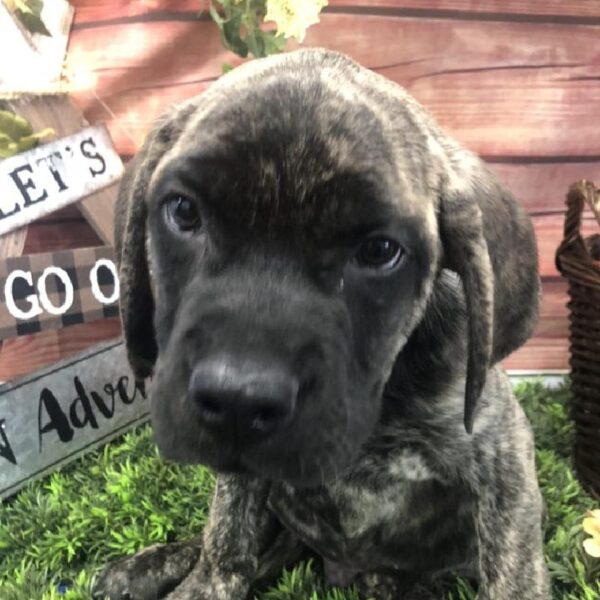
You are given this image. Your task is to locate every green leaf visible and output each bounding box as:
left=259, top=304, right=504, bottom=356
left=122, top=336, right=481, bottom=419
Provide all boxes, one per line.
left=208, top=0, right=287, bottom=60
left=15, top=10, right=51, bottom=36
left=11, top=0, right=51, bottom=36
left=246, top=29, right=267, bottom=58
left=110, top=530, right=124, bottom=543
left=0, top=110, right=33, bottom=142
left=0, top=133, right=15, bottom=158
left=262, top=31, right=287, bottom=55
left=0, top=126, right=54, bottom=158
left=221, top=13, right=249, bottom=58
left=0, top=141, right=20, bottom=158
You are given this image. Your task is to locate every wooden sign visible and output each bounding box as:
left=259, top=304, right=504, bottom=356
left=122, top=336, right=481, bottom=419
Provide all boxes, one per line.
left=0, top=125, right=123, bottom=236
left=0, top=246, right=118, bottom=339
left=0, top=340, right=149, bottom=499
left=0, top=95, right=121, bottom=248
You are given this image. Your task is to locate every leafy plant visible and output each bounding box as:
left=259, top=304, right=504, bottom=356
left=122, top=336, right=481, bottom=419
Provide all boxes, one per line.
left=207, top=0, right=327, bottom=61
left=0, top=110, right=53, bottom=158
left=4, top=0, right=51, bottom=36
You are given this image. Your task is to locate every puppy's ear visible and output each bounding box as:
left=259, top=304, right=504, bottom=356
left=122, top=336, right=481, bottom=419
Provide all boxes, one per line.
left=115, top=104, right=194, bottom=379
left=439, top=159, right=540, bottom=433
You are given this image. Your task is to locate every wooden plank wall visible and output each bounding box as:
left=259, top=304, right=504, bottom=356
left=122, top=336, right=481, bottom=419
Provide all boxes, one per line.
left=1, top=0, right=599, bottom=379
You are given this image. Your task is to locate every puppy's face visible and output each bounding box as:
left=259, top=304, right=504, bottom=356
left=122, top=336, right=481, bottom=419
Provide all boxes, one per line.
left=143, top=66, right=440, bottom=487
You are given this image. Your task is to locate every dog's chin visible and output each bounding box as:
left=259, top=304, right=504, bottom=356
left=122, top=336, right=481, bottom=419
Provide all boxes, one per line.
left=157, top=440, right=351, bottom=488
left=225, top=455, right=348, bottom=488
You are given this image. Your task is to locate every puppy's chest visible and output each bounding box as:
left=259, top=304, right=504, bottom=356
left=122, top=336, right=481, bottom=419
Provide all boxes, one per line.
left=268, top=450, right=471, bottom=569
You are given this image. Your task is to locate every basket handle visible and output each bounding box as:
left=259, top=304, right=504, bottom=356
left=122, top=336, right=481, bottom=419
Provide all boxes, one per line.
left=555, top=180, right=600, bottom=272
left=566, top=180, right=599, bottom=236
left=558, top=180, right=599, bottom=249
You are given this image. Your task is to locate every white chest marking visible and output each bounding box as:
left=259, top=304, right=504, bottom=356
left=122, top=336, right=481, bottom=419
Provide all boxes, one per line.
left=387, top=450, right=433, bottom=481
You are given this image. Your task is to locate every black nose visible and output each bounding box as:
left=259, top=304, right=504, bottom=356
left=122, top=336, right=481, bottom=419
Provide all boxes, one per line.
left=189, top=355, right=298, bottom=436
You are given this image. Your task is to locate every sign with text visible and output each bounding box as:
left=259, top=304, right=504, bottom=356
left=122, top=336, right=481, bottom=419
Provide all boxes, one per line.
left=0, top=125, right=123, bottom=236
left=0, top=341, right=149, bottom=499
left=0, top=246, right=119, bottom=340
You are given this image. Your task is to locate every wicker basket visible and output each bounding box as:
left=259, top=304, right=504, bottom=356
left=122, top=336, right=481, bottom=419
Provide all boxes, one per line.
left=555, top=180, right=600, bottom=499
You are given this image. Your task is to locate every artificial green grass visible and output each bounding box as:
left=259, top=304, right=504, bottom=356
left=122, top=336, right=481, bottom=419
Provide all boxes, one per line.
left=1, top=381, right=599, bottom=599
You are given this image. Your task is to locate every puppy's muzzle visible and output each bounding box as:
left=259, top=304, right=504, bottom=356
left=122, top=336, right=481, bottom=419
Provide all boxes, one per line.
left=189, top=354, right=299, bottom=438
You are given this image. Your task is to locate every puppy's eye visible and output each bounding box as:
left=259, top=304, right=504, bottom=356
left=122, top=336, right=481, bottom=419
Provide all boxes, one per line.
left=165, top=195, right=201, bottom=233
left=356, top=237, right=404, bottom=270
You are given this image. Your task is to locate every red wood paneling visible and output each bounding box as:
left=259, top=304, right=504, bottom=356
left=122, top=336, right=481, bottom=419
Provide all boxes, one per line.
left=489, top=162, right=600, bottom=214
left=23, top=221, right=102, bottom=254
left=504, top=338, right=569, bottom=372
left=71, top=1, right=600, bottom=26
left=68, top=14, right=600, bottom=158
left=327, top=1, right=600, bottom=19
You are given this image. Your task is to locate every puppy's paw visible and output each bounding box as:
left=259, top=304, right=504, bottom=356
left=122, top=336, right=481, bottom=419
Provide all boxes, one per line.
left=93, top=540, right=202, bottom=600
left=356, top=571, right=438, bottom=600
left=163, top=558, right=252, bottom=600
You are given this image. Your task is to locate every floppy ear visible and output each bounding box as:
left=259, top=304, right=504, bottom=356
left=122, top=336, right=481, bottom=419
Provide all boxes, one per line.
left=115, top=104, right=195, bottom=379
left=439, top=160, right=540, bottom=433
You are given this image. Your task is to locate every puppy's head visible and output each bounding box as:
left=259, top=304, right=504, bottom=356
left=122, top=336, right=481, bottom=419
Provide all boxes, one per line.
left=116, top=49, right=539, bottom=486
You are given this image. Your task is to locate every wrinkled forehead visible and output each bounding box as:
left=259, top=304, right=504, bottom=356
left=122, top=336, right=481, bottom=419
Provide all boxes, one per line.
left=153, top=67, right=436, bottom=241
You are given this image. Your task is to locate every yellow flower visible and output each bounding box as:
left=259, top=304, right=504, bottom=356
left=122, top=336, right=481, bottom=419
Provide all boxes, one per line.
left=264, top=0, right=328, bottom=42
left=583, top=509, right=600, bottom=558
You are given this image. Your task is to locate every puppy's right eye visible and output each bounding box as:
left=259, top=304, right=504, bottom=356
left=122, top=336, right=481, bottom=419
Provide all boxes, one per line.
left=355, top=236, right=404, bottom=270
left=165, top=195, right=201, bottom=233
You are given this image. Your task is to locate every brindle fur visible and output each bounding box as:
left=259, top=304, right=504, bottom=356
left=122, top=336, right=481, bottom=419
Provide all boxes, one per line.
left=95, top=49, right=549, bottom=599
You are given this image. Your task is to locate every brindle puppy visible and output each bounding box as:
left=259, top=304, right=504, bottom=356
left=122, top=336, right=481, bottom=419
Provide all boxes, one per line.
left=95, top=49, right=549, bottom=600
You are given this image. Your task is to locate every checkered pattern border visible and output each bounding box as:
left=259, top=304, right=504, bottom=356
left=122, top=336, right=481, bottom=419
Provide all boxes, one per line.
left=0, top=246, right=118, bottom=340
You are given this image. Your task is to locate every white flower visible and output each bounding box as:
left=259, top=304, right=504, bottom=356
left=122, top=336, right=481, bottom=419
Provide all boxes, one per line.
left=264, top=0, right=328, bottom=42
left=583, top=509, right=600, bottom=558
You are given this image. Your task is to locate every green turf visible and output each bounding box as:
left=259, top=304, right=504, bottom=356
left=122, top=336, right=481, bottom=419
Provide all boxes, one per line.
left=1, top=381, right=599, bottom=599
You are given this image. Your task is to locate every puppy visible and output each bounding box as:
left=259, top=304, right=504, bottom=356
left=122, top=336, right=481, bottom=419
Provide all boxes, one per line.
left=96, top=48, right=550, bottom=599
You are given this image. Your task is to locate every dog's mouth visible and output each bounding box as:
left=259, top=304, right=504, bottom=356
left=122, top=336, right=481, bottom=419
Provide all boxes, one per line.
left=179, top=419, right=343, bottom=486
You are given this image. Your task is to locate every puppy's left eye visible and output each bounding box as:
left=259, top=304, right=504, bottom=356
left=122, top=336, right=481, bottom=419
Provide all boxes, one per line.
left=165, top=195, right=201, bottom=233
left=356, top=237, right=404, bottom=270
